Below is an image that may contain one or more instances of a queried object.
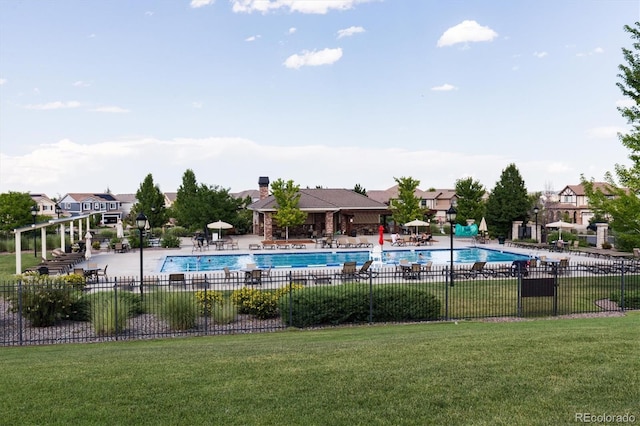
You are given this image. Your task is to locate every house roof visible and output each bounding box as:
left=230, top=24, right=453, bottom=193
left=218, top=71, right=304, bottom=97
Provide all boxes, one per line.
left=62, top=193, right=118, bottom=202
left=559, top=182, right=615, bottom=196
left=233, top=189, right=260, bottom=200
left=248, top=188, right=390, bottom=212
left=115, top=193, right=136, bottom=203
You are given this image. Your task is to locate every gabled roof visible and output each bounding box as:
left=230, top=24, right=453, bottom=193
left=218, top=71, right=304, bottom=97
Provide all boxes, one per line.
left=62, top=193, right=117, bottom=202
left=115, top=193, right=136, bottom=203
left=248, top=188, right=389, bottom=212
left=559, top=182, right=615, bottom=196
left=233, top=189, right=260, bottom=200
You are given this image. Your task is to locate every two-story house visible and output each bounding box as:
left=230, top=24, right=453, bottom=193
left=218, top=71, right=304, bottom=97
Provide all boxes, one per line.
left=57, top=193, right=124, bottom=224
left=545, top=182, right=615, bottom=225
left=29, top=194, right=60, bottom=218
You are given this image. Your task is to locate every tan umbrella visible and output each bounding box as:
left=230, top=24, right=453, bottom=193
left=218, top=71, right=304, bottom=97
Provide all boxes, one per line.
left=207, top=220, right=233, bottom=240
left=404, top=219, right=430, bottom=235
left=478, top=217, right=488, bottom=234
left=545, top=220, right=574, bottom=240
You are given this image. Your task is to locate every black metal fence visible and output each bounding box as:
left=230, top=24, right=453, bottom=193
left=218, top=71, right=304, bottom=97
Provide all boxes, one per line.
left=2, top=260, right=639, bottom=346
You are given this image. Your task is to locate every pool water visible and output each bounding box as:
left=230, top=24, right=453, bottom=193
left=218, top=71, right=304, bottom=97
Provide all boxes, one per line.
left=159, top=248, right=530, bottom=273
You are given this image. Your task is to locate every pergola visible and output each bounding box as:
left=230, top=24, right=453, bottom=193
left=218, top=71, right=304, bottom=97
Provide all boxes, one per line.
left=12, top=213, right=98, bottom=275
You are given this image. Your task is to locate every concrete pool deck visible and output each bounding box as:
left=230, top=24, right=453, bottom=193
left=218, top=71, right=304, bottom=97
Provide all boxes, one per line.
left=72, top=233, right=549, bottom=278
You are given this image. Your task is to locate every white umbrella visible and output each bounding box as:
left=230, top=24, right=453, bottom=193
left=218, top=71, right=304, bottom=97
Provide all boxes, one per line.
left=84, top=231, right=92, bottom=260
left=478, top=217, right=488, bottom=234
left=115, top=220, right=124, bottom=238
left=207, top=220, right=233, bottom=240
left=404, top=219, right=430, bottom=235
left=545, top=220, right=574, bottom=240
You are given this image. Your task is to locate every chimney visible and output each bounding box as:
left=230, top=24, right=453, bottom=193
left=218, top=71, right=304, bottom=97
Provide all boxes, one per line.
left=258, top=176, right=269, bottom=200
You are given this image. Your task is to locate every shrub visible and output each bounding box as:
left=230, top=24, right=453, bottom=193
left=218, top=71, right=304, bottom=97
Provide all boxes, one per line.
left=610, top=290, right=640, bottom=309
left=59, top=273, right=87, bottom=291
left=155, top=292, right=198, bottom=330
left=161, top=235, right=181, bottom=248
left=7, top=274, right=84, bottom=327
left=231, top=284, right=304, bottom=320
left=280, top=284, right=442, bottom=328
left=92, top=241, right=101, bottom=250
left=195, top=290, right=224, bottom=315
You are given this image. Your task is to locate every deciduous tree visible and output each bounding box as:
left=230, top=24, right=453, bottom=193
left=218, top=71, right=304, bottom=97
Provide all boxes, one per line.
left=271, top=178, right=307, bottom=240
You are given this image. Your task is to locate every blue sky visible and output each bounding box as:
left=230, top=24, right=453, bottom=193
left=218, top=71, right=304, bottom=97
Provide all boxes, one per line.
left=1, top=0, right=638, bottom=198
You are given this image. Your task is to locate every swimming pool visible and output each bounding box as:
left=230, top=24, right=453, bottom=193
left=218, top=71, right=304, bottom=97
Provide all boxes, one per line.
left=159, top=248, right=530, bottom=273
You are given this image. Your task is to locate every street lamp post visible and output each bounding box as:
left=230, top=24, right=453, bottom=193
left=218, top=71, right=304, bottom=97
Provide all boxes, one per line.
left=136, top=212, right=148, bottom=300
left=446, top=205, right=457, bottom=287
left=55, top=203, right=62, bottom=219
left=31, top=206, right=38, bottom=258
left=533, top=205, right=539, bottom=243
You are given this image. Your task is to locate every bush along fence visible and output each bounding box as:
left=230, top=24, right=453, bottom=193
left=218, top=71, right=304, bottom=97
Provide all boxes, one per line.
left=1, top=260, right=639, bottom=346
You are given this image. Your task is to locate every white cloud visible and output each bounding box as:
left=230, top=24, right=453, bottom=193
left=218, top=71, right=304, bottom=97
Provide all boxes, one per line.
left=145, top=11, right=154, bottom=16
left=0, top=78, right=6, bottom=85
left=25, top=101, right=81, bottom=110
left=89, top=106, right=130, bottom=113
left=431, top=83, right=457, bottom=91
left=437, top=20, right=498, bottom=47
left=533, top=51, right=548, bottom=58
left=192, top=101, right=204, bottom=109
left=72, top=81, right=90, bottom=87
left=615, top=99, right=635, bottom=108
left=337, top=26, right=365, bottom=39
left=288, top=27, right=296, bottom=34
left=576, top=47, right=605, bottom=57
left=231, top=0, right=374, bottom=14
left=283, top=48, right=343, bottom=69
left=586, top=126, right=626, bottom=139
left=245, top=35, right=261, bottom=42
left=191, top=0, right=214, bottom=8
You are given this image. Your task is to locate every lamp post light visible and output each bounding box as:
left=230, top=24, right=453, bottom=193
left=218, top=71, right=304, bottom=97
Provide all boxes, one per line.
left=533, top=205, right=540, bottom=243
left=31, top=205, right=38, bottom=258
left=55, top=203, right=62, bottom=219
left=136, top=212, right=148, bottom=300
left=446, top=205, right=457, bottom=287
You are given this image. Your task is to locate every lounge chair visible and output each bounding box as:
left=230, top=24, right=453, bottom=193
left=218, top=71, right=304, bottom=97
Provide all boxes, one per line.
left=356, top=260, right=378, bottom=279
left=455, top=261, right=490, bottom=279
left=248, top=243, right=262, bottom=250
left=335, top=261, right=359, bottom=281
left=358, top=237, right=373, bottom=247
left=336, top=237, right=350, bottom=248
left=310, top=271, right=332, bottom=284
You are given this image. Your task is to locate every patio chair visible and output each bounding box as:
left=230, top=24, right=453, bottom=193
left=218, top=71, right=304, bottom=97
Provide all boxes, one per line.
left=394, top=259, right=410, bottom=277
left=335, top=261, right=359, bottom=281
left=191, top=275, right=209, bottom=290
left=403, top=263, right=422, bottom=280
left=245, top=269, right=262, bottom=286
left=223, top=267, right=240, bottom=284
left=169, top=273, right=186, bottom=288
left=96, top=265, right=109, bottom=283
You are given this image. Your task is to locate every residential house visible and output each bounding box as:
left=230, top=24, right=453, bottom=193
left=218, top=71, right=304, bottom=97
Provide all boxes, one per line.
left=546, top=182, right=616, bottom=225
left=30, top=194, right=59, bottom=218
left=57, top=193, right=124, bottom=224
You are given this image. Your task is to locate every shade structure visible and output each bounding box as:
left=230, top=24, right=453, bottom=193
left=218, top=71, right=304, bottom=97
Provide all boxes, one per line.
left=545, top=220, right=574, bottom=240
left=404, top=219, right=430, bottom=235
left=207, top=220, right=233, bottom=239
left=84, top=231, right=92, bottom=260
left=478, top=217, right=488, bottom=233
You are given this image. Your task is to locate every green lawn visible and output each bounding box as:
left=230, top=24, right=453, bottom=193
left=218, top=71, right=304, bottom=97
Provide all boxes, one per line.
left=1, top=313, right=638, bottom=425
left=0, top=252, right=40, bottom=278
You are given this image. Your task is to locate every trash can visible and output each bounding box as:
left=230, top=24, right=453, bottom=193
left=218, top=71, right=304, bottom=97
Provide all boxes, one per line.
left=498, top=236, right=505, bottom=245
left=350, top=229, right=357, bottom=237
left=37, top=266, right=49, bottom=275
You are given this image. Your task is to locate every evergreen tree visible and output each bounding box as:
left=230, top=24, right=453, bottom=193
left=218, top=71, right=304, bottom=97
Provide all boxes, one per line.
left=133, top=174, right=166, bottom=228
left=353, top=183, right=367, bottom=196
left=390, top=176, right=423, bottom=226
left=486, top=164, right=529, bottom=238
left=271, top=178, right=307, bottom=240
left=174, top=169, right=201, bottom=229
left=454, top=177, right=486, bottom=225
left=582, top=22, right=640, bottom=250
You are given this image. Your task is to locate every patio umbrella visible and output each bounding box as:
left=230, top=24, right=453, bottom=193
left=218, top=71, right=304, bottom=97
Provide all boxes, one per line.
left=378, top=225, right=384, bottom=246
left=478, top=217, right=488, bottom=234
left=115, top=220, right=124, bottom=238
left=404, top=219, right=430, bottom=235
left=84, top=231, right=92, bottom=260
left=207, top=220, right=233, bottom=240
left=545, top=220, right=574, bottom=240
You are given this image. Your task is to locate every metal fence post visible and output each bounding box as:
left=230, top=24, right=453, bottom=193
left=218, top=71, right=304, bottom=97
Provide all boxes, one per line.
left=620, top=260, right=626, bottom=311
left=18, top=279, right=23, bottom=346
left=114, top=277, right=119, bottom=341
left=444, top=266, right=449, bottom=321
left=368, top=272, right=373, bottom=324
